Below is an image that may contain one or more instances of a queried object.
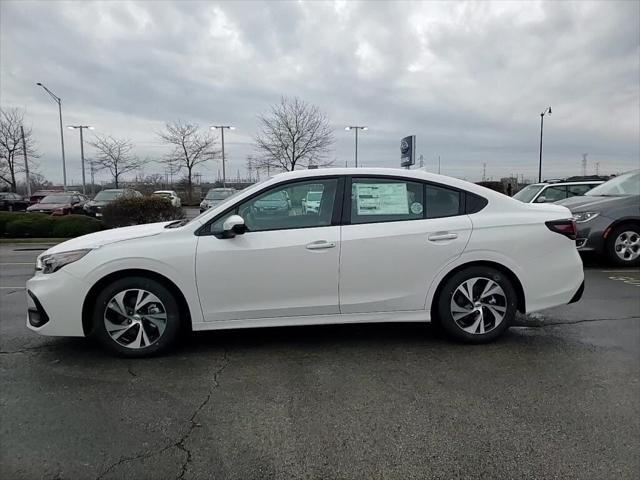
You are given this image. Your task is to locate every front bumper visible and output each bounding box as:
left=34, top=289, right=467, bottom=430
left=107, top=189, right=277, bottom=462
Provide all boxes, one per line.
left=574, top=215, right=612, bottom=255
left=26, top=269, right=88, bottom=337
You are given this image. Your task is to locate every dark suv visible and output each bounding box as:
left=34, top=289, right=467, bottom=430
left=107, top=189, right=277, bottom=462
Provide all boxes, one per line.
left=557, top=170, right=640, bottom=266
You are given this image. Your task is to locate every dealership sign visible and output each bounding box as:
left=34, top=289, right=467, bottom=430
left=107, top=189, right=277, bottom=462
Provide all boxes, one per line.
left=400, top=135, right=416, bottom=167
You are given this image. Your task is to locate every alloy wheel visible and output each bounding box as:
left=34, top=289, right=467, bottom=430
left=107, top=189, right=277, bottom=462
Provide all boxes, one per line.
left=450, top=277, right=507, bottom=335
left=103, top=289, right=168, bottom=349
left=614, top=231, right=640, bottom=262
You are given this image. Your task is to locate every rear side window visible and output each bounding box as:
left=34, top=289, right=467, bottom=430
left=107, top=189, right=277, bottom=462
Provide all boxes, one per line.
left=465, top=193, right=488, bottom=214
left=425, top=185, right=461, bottom=218
left=350, top=178, right=424, bottom=224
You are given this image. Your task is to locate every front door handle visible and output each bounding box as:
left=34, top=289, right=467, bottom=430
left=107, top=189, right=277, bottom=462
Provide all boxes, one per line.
left=306, top=241, right=336, bottom=250
left=428, top=233, right=458, bottom=242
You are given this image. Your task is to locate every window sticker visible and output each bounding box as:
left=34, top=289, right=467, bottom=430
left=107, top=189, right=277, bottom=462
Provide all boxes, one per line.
left=410, top=202, right=423, bottom=215
left=355, top=183, right=409, bottom=215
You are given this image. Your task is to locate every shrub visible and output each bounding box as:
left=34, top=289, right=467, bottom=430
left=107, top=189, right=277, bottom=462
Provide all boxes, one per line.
left=51, top=215, right=104, bottom=238
left=102, top=196, right=185, bottom=228
left=1, top=212, right=105, bottom=238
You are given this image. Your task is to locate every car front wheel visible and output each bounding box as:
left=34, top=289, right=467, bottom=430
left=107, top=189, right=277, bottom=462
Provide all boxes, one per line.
left=606, top=224, right=640, bottom=267
left=436, top=266, right=517, bottom=343
left=91, top=276, right=181, bottom=357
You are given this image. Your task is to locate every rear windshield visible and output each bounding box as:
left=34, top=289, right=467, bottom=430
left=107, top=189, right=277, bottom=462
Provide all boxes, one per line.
left=587, top=171, right=640, bottom=196
left=40, top=195, right=72, bottom=203
left=513, top=185, right=544, bottom=203
left=206, top=190, right=235, bottom=200
left=94, top=191, right=123, bottom=201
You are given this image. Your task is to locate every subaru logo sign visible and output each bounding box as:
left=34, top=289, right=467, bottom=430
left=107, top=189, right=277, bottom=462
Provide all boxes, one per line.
left=400, top=135, right=416, bottom=167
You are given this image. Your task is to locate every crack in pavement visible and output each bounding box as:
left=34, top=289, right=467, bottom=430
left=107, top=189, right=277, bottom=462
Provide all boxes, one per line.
left=95, top=349, right=230, bottom=480
left=514, top=316, right=640, bottom=328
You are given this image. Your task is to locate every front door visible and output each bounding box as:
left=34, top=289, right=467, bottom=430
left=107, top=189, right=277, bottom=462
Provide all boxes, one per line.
left=196, top=177, right=343, bottom=322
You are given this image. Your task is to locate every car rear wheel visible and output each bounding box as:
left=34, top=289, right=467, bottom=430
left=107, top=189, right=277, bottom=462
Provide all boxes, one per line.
left=606, top=224, right=640, bottom=267
left=436, top=266, right=517, bottom=343
left=91, top=277, right=181, bottom=357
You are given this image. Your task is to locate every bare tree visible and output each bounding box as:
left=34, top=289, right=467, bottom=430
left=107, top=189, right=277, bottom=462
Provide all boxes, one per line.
left=157, top=120, right=218, bottom=201
left=254, top=96, right=334, bottom=172
left=0, top=108, right=39, bottom=192
left=90, top=135, right=144, bottom=188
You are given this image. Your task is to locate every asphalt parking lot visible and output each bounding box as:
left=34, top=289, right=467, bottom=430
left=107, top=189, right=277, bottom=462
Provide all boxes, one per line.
left=1, top=245, right=638, bottom=480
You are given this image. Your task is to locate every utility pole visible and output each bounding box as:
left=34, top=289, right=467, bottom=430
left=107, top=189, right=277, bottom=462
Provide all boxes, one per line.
left=90, top=161, right=96, bottom=196
left=538, top=106, right=552, bottom=182
left=482, top=163, right=487, bottom=182
left=344, top=126, right=368, bottom=168
left=20, top=126, right=32, bottom=197
left=419, top=154, right=424, bottom=168
left=582, top=153, right=588, bottom=176
left=210, top=125, right=235, bottom=187
left=438, top=155, right=441, bottom=174
left=36, top=82, right=67, bottom=191
left=595, top=162, right=600, bottom=176
left=67, top=125, right=93, bottom=194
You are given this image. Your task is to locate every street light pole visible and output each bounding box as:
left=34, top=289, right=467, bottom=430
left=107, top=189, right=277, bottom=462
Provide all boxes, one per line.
left=67, top=125, right=94, bottom=194
left=36, top=82, right=67, bottom=191
left=538, top=106, right=552, bottom=183
left=345, top=126, right=368, bottom=167
left=210, top=125, right=235, bottom=188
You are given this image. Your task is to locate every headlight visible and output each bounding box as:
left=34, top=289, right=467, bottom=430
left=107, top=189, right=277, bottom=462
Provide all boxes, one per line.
left=36, top=249, right=92, bottom=274
left=572, top=211, right=600, bottom=223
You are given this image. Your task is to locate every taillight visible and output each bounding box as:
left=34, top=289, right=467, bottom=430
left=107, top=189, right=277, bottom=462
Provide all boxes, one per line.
left=545, top=219, right=577, bottom=240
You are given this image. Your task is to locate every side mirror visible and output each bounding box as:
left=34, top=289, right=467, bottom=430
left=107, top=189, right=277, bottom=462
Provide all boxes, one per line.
left=222, top=215, right=246, bottom=237
left=535, top=196, right=547, bottom=203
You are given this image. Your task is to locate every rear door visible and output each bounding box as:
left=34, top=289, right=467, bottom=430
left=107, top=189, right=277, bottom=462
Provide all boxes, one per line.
left=339, top=177, right=472, bottom=314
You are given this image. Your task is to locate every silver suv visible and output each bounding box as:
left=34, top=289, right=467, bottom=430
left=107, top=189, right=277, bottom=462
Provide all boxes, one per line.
left=513, top=180, right=604, bottom=204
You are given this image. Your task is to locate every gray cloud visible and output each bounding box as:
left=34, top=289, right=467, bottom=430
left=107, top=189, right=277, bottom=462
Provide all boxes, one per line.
left=1, top=0, right=638, bottom=185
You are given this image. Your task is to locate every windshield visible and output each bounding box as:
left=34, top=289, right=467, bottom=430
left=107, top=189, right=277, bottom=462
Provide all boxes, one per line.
left=513, top=185, right=544, bottom=203
left=153, top=192, right=172, bottom=198
left=587, top=171, right=640, bottom=196
left=40, top=195, right=72, bottom=203
left=206, top=189, right=235, bottom=200
left=94, top=190, right=123, bottom=201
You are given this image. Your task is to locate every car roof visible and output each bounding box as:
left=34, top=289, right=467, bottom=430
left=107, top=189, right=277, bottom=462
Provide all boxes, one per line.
left=528, top=181, right=604, bottom=187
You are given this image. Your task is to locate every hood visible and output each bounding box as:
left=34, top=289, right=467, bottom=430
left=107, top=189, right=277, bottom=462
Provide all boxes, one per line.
left=86, top=200, right=109, bottom=207
left=556, top=195, right=629, bottom=211
left=46, top=221, right=172, bottom=254
left=27, top=202, right=69, bottom=211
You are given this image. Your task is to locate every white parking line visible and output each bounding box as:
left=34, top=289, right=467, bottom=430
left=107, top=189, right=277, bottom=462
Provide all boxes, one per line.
left=0, top=286, right=25, bottom=289
left=0, top=263, right=34, bottom=265
left=601, top=270, right=640, bottom=273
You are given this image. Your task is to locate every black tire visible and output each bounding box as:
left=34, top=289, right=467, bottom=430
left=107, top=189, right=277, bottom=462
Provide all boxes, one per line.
left=436, top=266, right=517, bottom=343
left=604, top=224, right=640, bottom=267
left=91, top=276, right=181, bottom=357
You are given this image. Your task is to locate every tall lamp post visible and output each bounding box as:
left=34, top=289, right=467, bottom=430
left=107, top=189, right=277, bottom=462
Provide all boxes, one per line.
left=36, top=82, right=67, bottom=191
left=67, top=125, right=94, bottom=194
left=538, top=106, right=552, bottom=182
left=345, top=126, right=368, bottom=167
left=210, top=125, right=235, bottom=187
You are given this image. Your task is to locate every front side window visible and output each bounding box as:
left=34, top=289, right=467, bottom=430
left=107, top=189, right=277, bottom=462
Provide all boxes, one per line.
left=351, top=178, right=424, bottom=224
left=211, top=178, right=338, bottom=234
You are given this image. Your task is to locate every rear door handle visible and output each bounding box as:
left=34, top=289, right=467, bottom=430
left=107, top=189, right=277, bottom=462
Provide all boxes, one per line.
left=428, top=233, right=458, bottom=241
left=306, top=241, right=336, bottom=250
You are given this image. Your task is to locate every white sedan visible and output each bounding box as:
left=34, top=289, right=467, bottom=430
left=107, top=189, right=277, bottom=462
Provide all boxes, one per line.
left=152, top=190, right=181, bottom=208
left=26, top=168, right=584, bottom=357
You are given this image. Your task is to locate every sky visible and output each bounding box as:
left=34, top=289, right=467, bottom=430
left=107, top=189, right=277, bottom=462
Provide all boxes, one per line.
left=1, top=0, right=639, bottom=186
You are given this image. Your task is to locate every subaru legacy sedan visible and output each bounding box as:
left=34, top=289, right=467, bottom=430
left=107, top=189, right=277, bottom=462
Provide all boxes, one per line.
left=26, top=168, right=584, bottom=357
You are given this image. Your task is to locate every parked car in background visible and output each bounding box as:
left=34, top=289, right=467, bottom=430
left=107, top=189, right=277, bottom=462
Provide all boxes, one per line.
left=513, top=180, right=604, bottom=204
left=557, top=170, right=640, bottom=266
left=26, top=168, right=584, bottom=357
left=301, top=190, right=323, bottom=214
left=199, top=188, right=236, bottom=213
left=0, top=192, right=29, bottom=211
left=84, top=189, right=142, bottom=217
left=152, top=190, right=181, bottom=208
left=26, top=193, right=89, bottom=215
left=29, top=189, right=63, bottom=205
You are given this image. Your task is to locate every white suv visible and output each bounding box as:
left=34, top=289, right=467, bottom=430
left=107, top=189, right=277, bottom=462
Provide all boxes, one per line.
left=513, top=180, right=603, bottom=204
